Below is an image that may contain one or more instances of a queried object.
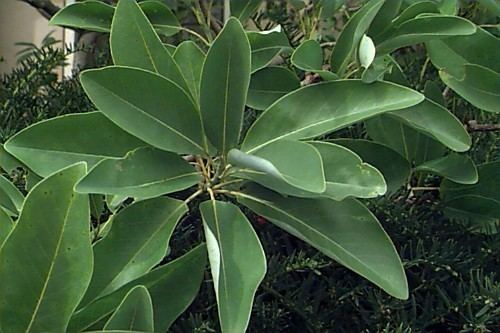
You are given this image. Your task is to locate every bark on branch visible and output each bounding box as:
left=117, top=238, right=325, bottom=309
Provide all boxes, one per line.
left=18, top=0, right=61, bottom=20
left=467, top=120, right=500, bottom=132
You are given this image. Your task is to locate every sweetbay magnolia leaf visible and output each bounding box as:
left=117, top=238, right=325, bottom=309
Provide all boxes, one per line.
left=0, top=163, right=92, bottom=333
left=200, top=17, right=251, bottom=154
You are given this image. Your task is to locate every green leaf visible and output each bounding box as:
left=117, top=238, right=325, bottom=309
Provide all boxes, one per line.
left=368, top=0, right=403, bottom=37
left=388, top=98, right=471, bottom=152
left=376, top=15, right=476, bottom=54
left=308, top=141, right=387, bottom=200
left=80, top=66, right=207, bottom=155
left=4, top=112, right=146, bottom=177
left=442, top=195, right=500, bottom=221
left=247, top=26, right=291, bottom=72
left=139, top=0, right=181, bottom=37
left=365, top=114, right=446, bottom=165
left=440, top=64, right=500, bottom=113
left=76, top=147, right=199, bottom=199
left=415, top=153, right=478, bottom=184
left=0, top=209, right=14, bottom=248
left=380, top=1, right=439, bottom=40
left=239, top=183, right=408, bottom=299
left=247, top=66, right=300, bottom=111
left=229, top=140, right=325, bottom=195
left=69, top=244, right=207, bottom=333
left=241, top=80, right=424, bottom=153
left=427, top=26, right=500, bottom=77
left=231, top=0, right=263, bottom=22
left=291, top=40, right=323, bottom=71
left=0, top=175, right=24, bottom=216
left=200, top=200, right=266, bottom=333
left=110, top=0, right=189, bottom=93
left=200, top=17, right=251, bottom=153
left=49, top=0, right=114, bottom=32
left=332, top=139, right=411, bottom=193
left=361, top=54, right=393, bottom=83
left=330, top=0, right=385, bottom=75
left=0, top=144, right=23, bottom=173
left=103, top=286, right=153, bottom=332
left=79, top=197, right=188, bottom=308
left=0, top=163, right=92, bottom=333
left=441, top=161, right=500, bottom=203
left=478, top=0, right=500, bottom=16
left=173, top=41, right=205, bottom=102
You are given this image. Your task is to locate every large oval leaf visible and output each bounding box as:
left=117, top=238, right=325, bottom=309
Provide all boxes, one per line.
left=308, top=141, right=386, bottom=200
left=103, top=286, right=154, bottom=332
left=247, top=26, right=291, bottom=72
left=4, top=112, right=147, bottom=177
left=200, top=200, right=266, bottom=333
left=330, top=0, right=385, bottom=75
left=368, top=0, right=403, bottom=37
left=69, top=244, right=207, bottom=333
left=79, top=197, right=188, bottom=308
left=332, top=139, right=411, bottom=193
left=388, top=98, right=471, bottom=152
left=0, top=209, right=14, bottom=248
left=0, top=163, right=92, bottom=333
left=76, top=147, right=199, bottom=199
left=239, top=183, right=408, bottom=299
left=427, top=26, right=500, bottom=77
left=49, top=0, right=114, bottom=32
left=173, top=41, right=205, bottom=102
left=376, top=15, right=476, bottom=54
left=439, top=64, right=500, bottom=113
left=241, top=80, right=424, bottom=153
left=80, top=66, right=207, bottom=155
left=138, top=0, right=181, bottom=37
left=228, top=140, right=325, bottom=195
left=110, top=0, right=188, bottom=93
left=200, top=17, right=251, bottom=154
left=231, top=0, right=263, bottom=22
left=415, top=153, right=478, bottom=185
left=247, top=66, right=300, bottom=111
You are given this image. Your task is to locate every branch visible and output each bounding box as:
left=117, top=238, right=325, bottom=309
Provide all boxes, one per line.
left=467, top=120, right=500, bottom=132
left=18, top=0, right=61, bottom=20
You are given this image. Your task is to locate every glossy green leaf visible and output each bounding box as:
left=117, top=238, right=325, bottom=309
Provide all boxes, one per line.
left=200, top=200, right=266, bottom=333
left=366, top=114, right=446, bottom=165
left=0, top=209, right=14, bottom=248
left=200, top=17, right=251, bottom=153
left=376, top=15, right=476, bottom=54
left=247, top=26, right=291, bottom=72
left=79, top=197, right=188, bottom=308
left=49, top=0, right=114, bottom=32
left=440, top=64, right=500, bottom=113
left=231, top=0, right=263, bottom=22
left=291, top=40, right=323, bottom=71
left=358, top=34, right=376, bottom=68
left=76, top=147, right=199, bottom=199
left=0, top=175, right=24, bottom=216
left=229, top=140, right=325, bottom=195
left=69, top=244, right=207, bottom=333
left=0, top=144, right=23, bottom=173
left=441, top=161, right=500, bottom=203
left=80, top=66, right=207, bottom=155
left=361, top=54, right=393, bottom=83
left=438, top=0, right=459, bottom=15
left=332, top=139, right=411, bottom=193
left=388, top=98, right=471, bottom=152
left=330, top=0, right=384, bottom=75
left=380, top=1, right=439, bottom=40
left=239, top=183, right=408, bottom=299
left=103, top=286, right=153, bottom=332
left=427, top=26, right=500, bottom=77
left=173, top=41, right=205, bottom=102
left=308, top=141, right=386, bottom=200
left=4, top=112, right=146, bottom=177
left=139, top=0, right=181, bottom=37
left=478, top=0, right=500, bottom=16
left=247, top=66, right=300, bottom=110
left=0, top=163, right=92, bottom=333
left=241, top=80, right=424, bottom=153
left=443, top=195, right=500, bottom=222
left=368, top=0, right=403, bottom=37
left=110, top=0, right=189, bottom=93
left=415, top=153, right=478, bottom=184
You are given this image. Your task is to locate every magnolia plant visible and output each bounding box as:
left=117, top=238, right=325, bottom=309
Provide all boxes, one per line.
left=0, top=0, right=492, bottom=332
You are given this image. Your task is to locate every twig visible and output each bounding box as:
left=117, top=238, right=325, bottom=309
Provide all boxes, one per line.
left=467, top=120, right=500, bottom=132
